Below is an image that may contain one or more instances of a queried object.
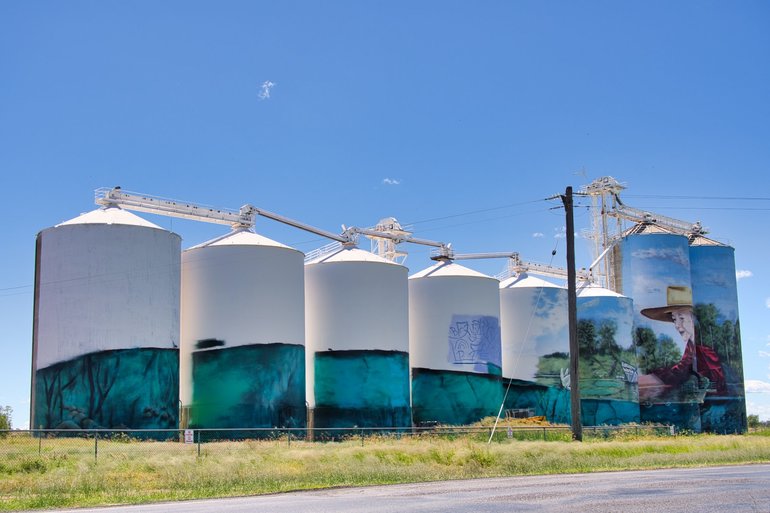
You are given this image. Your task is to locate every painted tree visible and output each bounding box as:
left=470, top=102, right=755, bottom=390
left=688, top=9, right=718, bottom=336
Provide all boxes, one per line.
left=597, top=320, right=619, bottom=355
left=577, top=319, right=597, bottom=356
left=635, top=326, right=681, bottom=373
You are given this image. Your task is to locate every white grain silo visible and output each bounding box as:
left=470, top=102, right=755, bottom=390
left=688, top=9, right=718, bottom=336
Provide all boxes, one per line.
left=31, top=206, right=180, bottom=430
left=499, top=273, right=570, bottom=424
left=409, top=261, right=502, bottom=426
left=304, top=246, right=410, bottom=430
left=181, top=229, right=306, bottom=432
left=576, top=283, right=638, bottom=425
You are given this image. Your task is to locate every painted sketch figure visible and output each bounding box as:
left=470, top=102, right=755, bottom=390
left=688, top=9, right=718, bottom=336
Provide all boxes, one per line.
left=638, top=286, right=725, bottom=402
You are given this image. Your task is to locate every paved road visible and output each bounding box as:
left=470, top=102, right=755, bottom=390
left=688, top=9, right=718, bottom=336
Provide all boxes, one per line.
left=28, top=464, right=770, bottom=513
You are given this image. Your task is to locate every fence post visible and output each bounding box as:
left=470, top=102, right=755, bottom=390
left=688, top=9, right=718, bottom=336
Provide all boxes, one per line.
left=38, top=434, right=42, bottom=456
left=360, top=429, right=364, bottom=447
left=197, top=430, right=201, bottom=458
left=94, top=433, right=98, bottom=463
left=287, top=432, right=291, bottom=447
left=543, top=427, right=546, bottom=441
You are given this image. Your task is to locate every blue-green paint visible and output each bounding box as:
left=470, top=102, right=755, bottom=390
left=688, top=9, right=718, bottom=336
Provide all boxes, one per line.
left=503, top=379, right=571, bottom=424
left=34, top=348, right=178, bottom=430
left=412, top=367, right=502, bottom=426
left=313, top=350, right=411, bottom=428
left=191, top=343, right=305, bottom=431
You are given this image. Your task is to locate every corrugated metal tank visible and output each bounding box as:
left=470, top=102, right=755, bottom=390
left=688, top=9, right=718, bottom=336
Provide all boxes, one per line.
left=689, top=237, right=747, bottom=433
left=181, top=229, right=306, bottom=432
left=31, top=207, right=180, bottom=430
left=304, top=246, right=410, bottom=429
left=409, top=261, right=502, bottom=426
left=614, top=229, right=701, bottom=431
left=576, top=284, right=639, bottom=425
left=499, top=273, right=570, bottom=424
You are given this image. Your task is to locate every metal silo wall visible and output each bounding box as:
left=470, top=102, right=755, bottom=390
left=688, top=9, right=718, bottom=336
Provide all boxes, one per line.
left=689, top=244, right=747, bottom=433
left=305, top=254, right=411, bottom=429
left=499, top=282, right=570, bottom=424
left=409, top=268, right=502, bottom=426
left=181, top=242, right=306, bottom=434
left=31, top=223, right=180, bottom=430
left=618, top=233, right=701, bottom=431
left=576, top=292, right=639, bottom=425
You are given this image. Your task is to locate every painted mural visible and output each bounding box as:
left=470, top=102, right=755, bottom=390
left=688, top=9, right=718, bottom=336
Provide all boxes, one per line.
left=689, top=245, right=747, bottom=434
left=502, top=377, right=571, bottom=424
left=448, top=315, right=502, bottom=373
left=412, top=369, right=502, bottom=425
left=617, top=233, right=704, bottom=431
left=502, top=287, right=570, bottom=424
left=190, top=342, right=305, bottom=435
left=574, top=293, right=639, bottom=425
left=412, top=314, right=502, bottom=426
left=312, top=349, right=411, bottom=429
left=33, top=348, right=178, bottom=430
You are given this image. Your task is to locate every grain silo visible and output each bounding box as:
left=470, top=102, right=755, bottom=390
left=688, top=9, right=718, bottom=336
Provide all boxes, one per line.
left=689, top=236, right=747, bottom=433
left=409, top=261, right=502, bottom=426
left=304, top=246, right=410, bottom=430
left=180, top=229, right=306, bottom=432
left=576, top=284, right=639, bottom=425
left=614, top=229, right=702, bottom=431
left=31, top=206, right=180, bottom=430
left=499, top=273, right=570, bottom=424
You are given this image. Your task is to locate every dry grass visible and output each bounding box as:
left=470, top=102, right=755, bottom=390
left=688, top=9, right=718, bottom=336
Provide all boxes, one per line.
left=1, top=431, right=769, bottom=511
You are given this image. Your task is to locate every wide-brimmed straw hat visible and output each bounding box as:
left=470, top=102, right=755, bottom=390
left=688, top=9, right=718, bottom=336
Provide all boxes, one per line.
left=640, top=286, right=693, bottom=322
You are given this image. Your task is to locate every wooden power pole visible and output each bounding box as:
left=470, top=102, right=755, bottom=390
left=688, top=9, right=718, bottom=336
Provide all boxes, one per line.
left=562, top=186, right=582, bottom=442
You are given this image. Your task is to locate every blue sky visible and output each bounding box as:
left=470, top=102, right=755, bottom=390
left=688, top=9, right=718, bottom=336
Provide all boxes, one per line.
left=2, top=1, right=770, bottom=426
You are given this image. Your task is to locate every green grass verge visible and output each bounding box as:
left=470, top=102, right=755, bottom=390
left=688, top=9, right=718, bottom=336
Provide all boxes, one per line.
left=1, top=430, right=769, bottom=511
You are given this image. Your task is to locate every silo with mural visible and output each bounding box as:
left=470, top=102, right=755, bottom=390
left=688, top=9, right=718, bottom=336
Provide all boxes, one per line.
left=499, top=273, right=570, bottom=424
left=31, top=207, right=180, bottom=431
left=305, top=246, right=411, bottom=430
left=614, top=228, right=702, bottom=431
left=688, top=236, right=747, bottom=433
left=409, top=261, right=502, bottom=426
left=576, top=284, right=639, bottom=425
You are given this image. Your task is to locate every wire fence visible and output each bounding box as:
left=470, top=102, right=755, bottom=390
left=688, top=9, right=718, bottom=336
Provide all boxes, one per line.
left=0, top=424, right=675, bottom=463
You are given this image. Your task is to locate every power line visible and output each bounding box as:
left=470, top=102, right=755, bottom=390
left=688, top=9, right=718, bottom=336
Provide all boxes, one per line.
left=625, top=194, right=770, bottom=201
left=403, top=198, right=545, bottom=226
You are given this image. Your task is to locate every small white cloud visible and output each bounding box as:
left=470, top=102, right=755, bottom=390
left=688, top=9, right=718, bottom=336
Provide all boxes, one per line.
left=382, top=178, right=401, bottom=185
left=258, top=80, right=276, bottom=100
left=745, top=380, right=770, bottom=393
left=736, top=270, right=753, bottom=280
left=554, top=227, right=566, bottom=239
left=766, top=298, right=770, bottom=309
left=532, top=232, right=544, bottom=238
left=759, top=350, right=770, bottom=358
left=746, top=400, right=770, bottom=421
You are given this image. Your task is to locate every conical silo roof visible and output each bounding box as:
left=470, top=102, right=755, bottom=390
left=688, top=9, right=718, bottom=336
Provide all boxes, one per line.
left=305, top=246, right=398, bottom=265
left=410, top=260, right=494, bottom=280
left=188, top=229, right=296, bottom=250
left=499, top=272, right=562, bottom=289
left=56, top=206, right=162, bottom=229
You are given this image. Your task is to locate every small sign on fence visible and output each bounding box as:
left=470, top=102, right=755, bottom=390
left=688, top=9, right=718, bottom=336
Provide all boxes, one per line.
left=184, top=429, right=194, bottom=444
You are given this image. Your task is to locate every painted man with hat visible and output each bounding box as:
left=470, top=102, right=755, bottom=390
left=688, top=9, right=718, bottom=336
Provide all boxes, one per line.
left=637, top=286, right=726, bottom=402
